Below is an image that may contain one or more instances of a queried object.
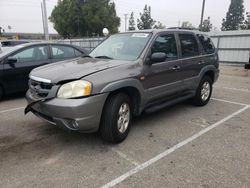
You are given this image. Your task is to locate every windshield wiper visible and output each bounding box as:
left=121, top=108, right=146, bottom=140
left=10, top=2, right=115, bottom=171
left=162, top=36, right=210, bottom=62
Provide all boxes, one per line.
left=94, top=55, right=113, bottom=59
left=81, top=54, right=93, bottom=58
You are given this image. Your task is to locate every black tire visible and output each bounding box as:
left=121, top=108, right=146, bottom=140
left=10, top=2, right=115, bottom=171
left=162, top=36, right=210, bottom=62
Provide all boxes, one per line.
left=100, top=93, right=132, bottom=143
left=0, top=86, right=3, bottom=100
left=192, top=76, right=213, bottom=106
left=245, top=63, right=250, bottom=69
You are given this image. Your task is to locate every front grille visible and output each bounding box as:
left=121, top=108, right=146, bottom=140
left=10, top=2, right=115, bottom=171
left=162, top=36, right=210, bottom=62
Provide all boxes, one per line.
left=29, top=79, right=53, bottom=98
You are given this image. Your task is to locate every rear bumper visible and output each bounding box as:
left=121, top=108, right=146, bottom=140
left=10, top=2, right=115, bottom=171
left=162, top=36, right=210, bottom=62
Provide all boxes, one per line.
left=26, top=90, right=108, bottom=132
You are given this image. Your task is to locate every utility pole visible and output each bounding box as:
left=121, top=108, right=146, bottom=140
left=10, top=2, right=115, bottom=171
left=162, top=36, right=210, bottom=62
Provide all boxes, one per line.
left=200, top=0, right=206, bottom=28
left=42, top=0, right=49, bottom=40
left=124, top=14, right=128, bottom=31
left=41, top=2, right=46, bottom=38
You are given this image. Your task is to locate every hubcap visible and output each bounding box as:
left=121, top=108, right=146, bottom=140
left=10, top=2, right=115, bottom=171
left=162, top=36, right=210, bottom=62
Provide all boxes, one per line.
left=201, top=81, right=211, bottom=101
left=117, top=103, right=130, bottom=134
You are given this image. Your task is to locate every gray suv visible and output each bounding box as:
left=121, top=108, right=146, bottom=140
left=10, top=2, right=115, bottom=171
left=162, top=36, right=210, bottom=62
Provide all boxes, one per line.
left=25, top=29, right=219, bottom=143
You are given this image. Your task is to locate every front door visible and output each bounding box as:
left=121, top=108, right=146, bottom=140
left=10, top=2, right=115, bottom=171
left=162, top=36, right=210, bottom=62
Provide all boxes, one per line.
left=3, top=45, right=50, bottom=93
left=143, top=33, right=183, bottom=102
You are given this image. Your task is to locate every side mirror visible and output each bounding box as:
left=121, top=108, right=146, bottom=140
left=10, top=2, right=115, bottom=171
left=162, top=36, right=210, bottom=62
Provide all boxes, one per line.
left=7, top=56, right=17, bottom=64
left=150, top=52, right=167, bottom=64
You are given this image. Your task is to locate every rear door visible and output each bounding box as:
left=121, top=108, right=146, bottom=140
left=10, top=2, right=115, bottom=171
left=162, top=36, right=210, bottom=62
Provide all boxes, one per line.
left=177, top=33, right=204, bottom=90
left=143, top=33, right=183, bottom=102
left=3, top=45, right=50, bottom=93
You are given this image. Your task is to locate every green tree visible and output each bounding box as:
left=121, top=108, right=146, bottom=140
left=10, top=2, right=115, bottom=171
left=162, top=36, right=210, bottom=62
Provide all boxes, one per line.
left=128, top=12, right=136, bottom=31
left=199, top=17, right=212, bottom=32
left=137, top=5, right=155, bottom=30
left=241, top=13, right=250, bottom=30
left=153, top=21, right=165, bottom=29
left=49, top=0, right=120, bottom=38
left=221, top=0, right=245, bottom=31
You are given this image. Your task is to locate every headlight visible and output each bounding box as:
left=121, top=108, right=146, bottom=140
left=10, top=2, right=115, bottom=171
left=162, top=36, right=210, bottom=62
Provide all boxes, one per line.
left=57, top=80, right=92, bottom=99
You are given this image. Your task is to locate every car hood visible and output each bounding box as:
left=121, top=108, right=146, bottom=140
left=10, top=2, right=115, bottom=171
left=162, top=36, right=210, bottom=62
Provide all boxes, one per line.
left=30, top=58, right=129, bottom=83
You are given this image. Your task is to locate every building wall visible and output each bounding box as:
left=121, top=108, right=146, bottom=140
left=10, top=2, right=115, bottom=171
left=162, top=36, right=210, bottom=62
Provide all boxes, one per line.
left=209, top=30, right=250, bottom=64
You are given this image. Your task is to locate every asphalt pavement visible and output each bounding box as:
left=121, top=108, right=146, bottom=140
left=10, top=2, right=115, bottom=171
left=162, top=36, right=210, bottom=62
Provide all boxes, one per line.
left=0, top=74, right=250, bottom=188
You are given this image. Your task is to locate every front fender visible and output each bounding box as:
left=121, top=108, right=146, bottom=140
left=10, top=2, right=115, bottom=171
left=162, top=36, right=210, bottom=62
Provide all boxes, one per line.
left=100, top=78, right=147, bottom=110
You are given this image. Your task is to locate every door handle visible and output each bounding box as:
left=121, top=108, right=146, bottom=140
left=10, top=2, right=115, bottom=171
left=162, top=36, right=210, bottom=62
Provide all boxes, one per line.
left=198, top=61, right=205, bottom=65
left=170, top=65, right=180, bottom=70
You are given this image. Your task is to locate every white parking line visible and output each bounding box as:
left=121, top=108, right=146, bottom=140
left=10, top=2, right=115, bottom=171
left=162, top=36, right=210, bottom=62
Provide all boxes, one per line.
left=102, top=105, right=250, bottom=188
left=111, top=148, right=140, bottom=167
left=211, top=98, right=248, bottom=106
left=0, top=107, right=25, bottom=114
left=214, top=86, right=250, bottom=93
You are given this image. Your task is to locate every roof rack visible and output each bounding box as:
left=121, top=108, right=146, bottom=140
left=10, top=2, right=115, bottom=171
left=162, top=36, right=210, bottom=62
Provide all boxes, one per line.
left=168, top=27, right=195, bottom=30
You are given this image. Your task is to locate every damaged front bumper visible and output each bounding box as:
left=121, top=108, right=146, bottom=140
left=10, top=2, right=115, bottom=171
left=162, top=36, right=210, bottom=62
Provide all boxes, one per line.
left=25, top=90, right=108, bottom=132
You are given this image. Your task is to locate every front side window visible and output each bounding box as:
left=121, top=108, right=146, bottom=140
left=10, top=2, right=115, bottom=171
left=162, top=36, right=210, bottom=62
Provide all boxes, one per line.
left=90, top=33, right=152, bottom=61
left=197, top=34, right=215, bottom=54
left=12, top=46, right=48, bottom=63
left=52, top=45, right=76, bottom=59
left=151, top=34, right=178, bottom=60
left=179, top=34, right=199, bottom=58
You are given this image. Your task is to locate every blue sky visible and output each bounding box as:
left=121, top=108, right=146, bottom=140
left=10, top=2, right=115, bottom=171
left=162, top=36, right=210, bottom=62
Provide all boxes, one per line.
left=0, top=0, right=250, bottom=33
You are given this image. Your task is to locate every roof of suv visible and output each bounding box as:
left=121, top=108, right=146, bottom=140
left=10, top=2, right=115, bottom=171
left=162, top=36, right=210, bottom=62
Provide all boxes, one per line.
left=121, top=29, right=209, bottom=36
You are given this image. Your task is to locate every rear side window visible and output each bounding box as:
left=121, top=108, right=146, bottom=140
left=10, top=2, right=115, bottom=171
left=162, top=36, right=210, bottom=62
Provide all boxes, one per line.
left=179, top=34, right=199, bottom=58
left=51, top=45, right=76, bottom=59
left=151, top=34, right=178, bottom=60
left=74, top=49, right=83, bottom=57
left=197, top=34, right=215, bottom=54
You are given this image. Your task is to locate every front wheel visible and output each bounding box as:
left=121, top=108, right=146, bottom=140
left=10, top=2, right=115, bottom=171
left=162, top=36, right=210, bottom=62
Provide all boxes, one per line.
left=192, top=76, right=213, bottom=106
left=100, top=93, right=132, bottom=143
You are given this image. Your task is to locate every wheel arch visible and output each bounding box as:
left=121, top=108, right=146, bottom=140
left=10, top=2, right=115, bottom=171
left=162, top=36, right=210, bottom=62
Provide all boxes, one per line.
left=199, top=65, right=217, bottom=84
left=203, top=70, right=215, bottom=83
left=101, top=79, right=146, bottom=116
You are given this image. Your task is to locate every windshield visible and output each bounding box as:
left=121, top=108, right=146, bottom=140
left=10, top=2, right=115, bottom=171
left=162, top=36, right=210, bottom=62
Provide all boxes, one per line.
left=0, top=45, right=24, bottom=58
left=90, top=32, right=152, bottom=61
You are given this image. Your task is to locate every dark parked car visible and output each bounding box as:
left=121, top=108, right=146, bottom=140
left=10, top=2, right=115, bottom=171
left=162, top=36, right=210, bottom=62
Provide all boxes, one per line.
left=0, top=42, right=88, bottom=99
left=26, top=29, right=219, bottom=143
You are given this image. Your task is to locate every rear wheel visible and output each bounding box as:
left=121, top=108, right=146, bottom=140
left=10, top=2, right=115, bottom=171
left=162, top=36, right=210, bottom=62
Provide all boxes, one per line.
left=100, top=93, right=132, bottom=143
left=192, top=76, right=213, bottom=106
